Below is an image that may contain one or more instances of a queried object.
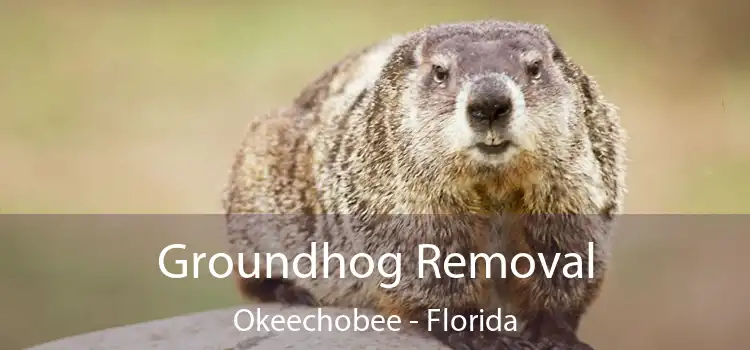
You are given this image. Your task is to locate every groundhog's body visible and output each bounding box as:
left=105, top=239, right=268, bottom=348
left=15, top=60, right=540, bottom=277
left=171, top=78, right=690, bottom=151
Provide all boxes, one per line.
left=225, top=20, right=626, bottom=350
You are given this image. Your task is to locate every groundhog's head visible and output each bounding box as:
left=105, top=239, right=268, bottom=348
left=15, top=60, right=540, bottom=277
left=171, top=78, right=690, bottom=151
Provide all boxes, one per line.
left=381, top=20, right=594, bottom=177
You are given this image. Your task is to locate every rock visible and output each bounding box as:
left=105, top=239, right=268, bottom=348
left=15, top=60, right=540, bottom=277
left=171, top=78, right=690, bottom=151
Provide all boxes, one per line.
left=27, top=303, right=448, bottom=350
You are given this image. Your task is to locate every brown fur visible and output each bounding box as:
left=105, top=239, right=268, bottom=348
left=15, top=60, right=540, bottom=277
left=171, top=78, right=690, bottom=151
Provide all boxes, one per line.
left=224, top=20, right=626, bottom=350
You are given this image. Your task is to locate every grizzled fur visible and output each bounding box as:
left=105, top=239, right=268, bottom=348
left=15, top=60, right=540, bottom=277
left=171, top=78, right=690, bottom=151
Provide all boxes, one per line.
left=224, top=20, right=627, bottom=350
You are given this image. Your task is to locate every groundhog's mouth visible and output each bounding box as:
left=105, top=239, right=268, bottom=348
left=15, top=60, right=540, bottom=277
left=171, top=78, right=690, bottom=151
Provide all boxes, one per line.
left=475, top=140, right=514, bottom=155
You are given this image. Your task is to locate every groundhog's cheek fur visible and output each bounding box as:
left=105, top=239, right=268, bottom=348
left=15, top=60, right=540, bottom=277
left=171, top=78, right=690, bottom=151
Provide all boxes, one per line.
left=522, top=98, right=579, bottom=152
left=400, top=100, right=464, bottom=163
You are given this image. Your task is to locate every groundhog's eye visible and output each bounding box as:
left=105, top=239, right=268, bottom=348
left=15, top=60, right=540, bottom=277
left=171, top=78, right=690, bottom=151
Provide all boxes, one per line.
left=432, top=64, right=449, bottom=84
left=526, top=59, right=543, bottom=81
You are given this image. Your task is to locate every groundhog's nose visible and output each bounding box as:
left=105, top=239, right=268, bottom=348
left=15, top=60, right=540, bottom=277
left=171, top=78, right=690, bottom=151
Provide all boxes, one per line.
left=466, top=79, right=514, bottom=125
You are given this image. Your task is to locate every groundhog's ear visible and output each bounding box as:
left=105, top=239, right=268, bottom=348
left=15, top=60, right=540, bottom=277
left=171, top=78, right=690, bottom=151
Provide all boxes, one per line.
left=409, top=35, right=428, bottom=67
left=543, top=32, right=583, bottom=85
left=543, top=32, right=567, bottom=64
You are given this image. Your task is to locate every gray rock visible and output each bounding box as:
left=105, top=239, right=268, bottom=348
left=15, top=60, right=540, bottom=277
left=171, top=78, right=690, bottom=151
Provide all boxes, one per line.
left=27, top=304, right=449, bottom=350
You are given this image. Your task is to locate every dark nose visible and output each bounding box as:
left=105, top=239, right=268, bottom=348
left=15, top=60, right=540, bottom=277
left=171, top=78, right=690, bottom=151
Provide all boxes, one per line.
left=466, top=79, right=514, bottom=124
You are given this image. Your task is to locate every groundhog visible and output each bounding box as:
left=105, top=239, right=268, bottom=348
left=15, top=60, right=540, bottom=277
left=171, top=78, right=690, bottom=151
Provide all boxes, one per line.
left=223, top=20, right=627, bottom=350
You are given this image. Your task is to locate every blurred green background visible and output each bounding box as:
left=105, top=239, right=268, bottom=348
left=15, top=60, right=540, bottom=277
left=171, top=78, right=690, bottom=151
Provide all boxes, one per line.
left=1, top=1, right=749, bottom=349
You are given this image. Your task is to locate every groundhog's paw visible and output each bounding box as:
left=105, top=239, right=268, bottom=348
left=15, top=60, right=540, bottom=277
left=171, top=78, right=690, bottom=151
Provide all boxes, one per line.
left=252, top=278, right=319, bottom=307
left=273, top=284, right=319, bottom=306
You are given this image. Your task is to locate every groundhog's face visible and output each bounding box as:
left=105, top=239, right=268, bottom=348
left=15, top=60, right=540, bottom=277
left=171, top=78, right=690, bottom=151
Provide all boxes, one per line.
left=401, top=22, right=580, bottom=169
